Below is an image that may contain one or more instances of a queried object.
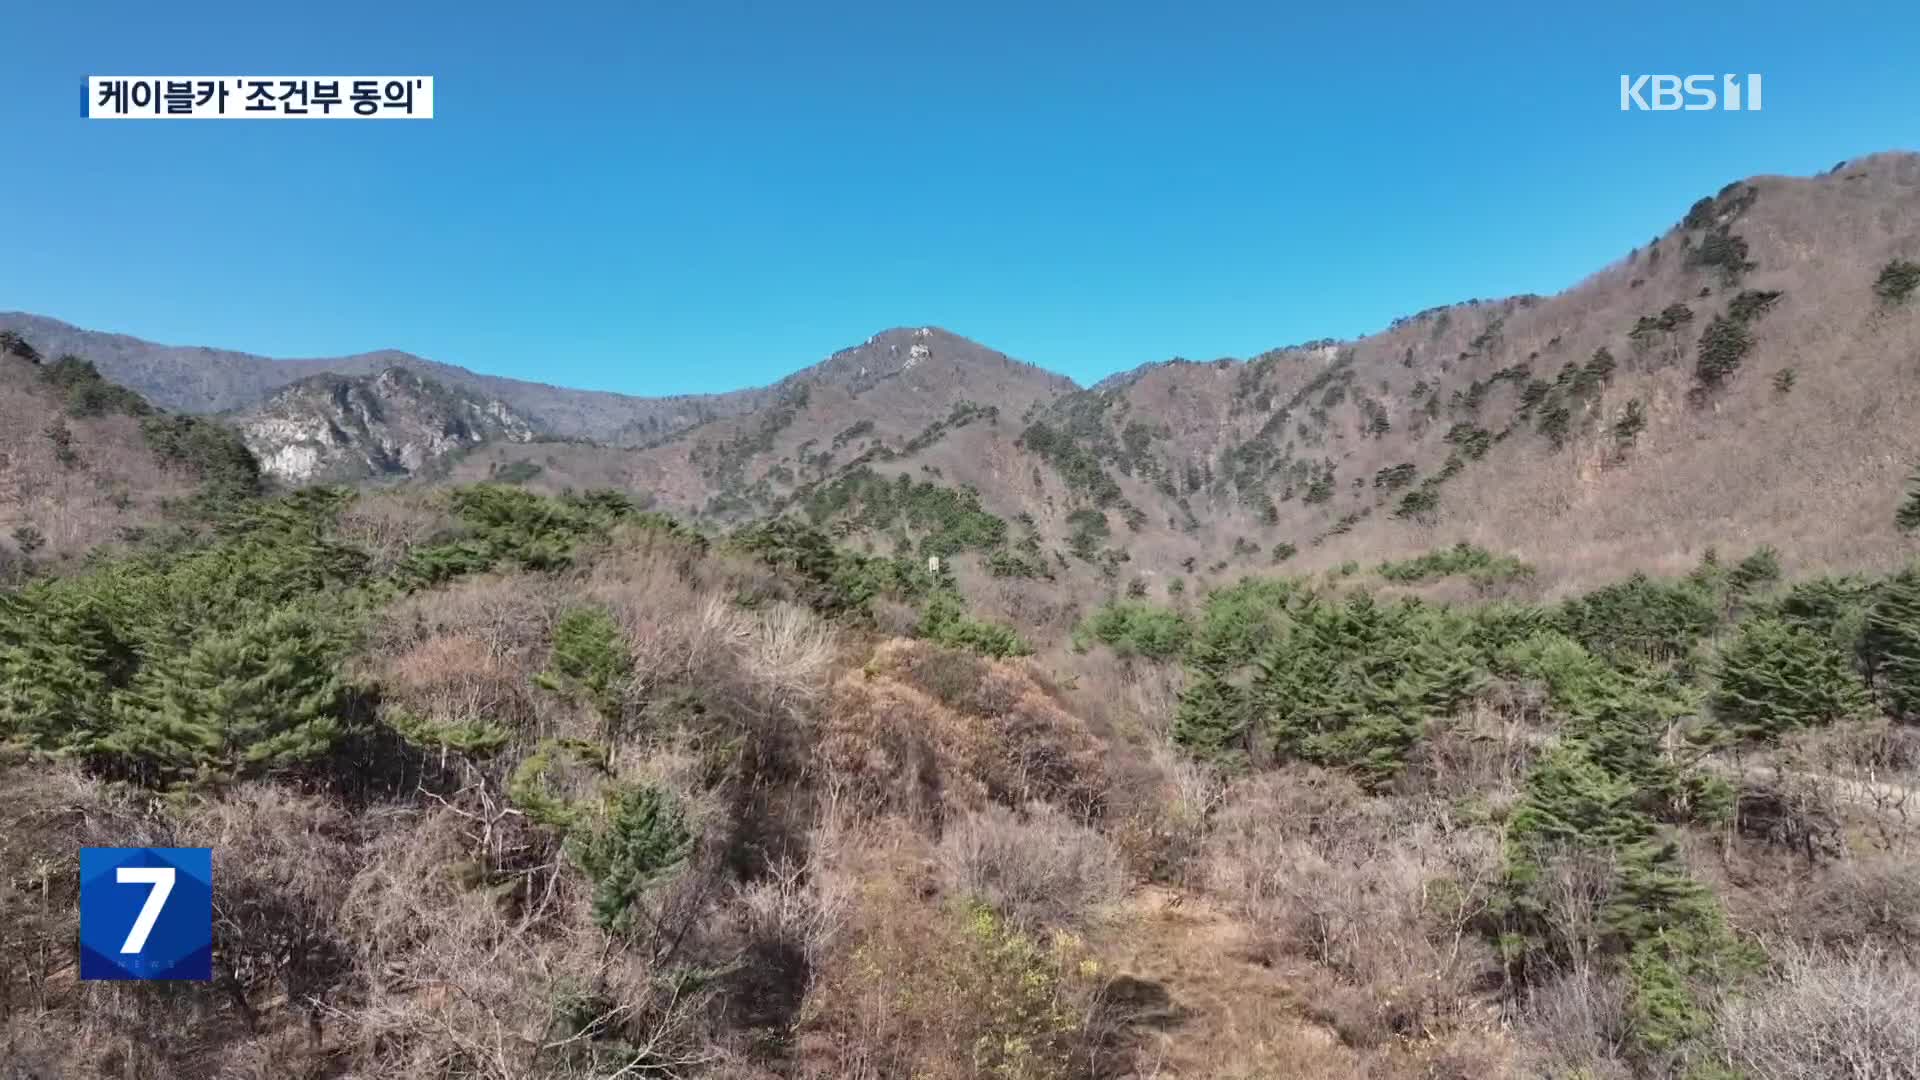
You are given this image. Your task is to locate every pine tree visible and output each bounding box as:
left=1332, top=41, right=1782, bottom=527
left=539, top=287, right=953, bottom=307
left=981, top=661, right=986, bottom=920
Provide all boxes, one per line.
left=565, top=782, right=693, bottom=936
left=1709, top=617, right=1871, bottom=741
left=99, top=606, right=351, bottom=784
left=1897, top=468, right=1920, bottom=532
left=539, top=606, right=633, bottom=730
left=1253, top=593, right=1478, bottom=784
left=0, top=593, right=117, bottom=753
left=1863, top=566, right=1920, bottom=722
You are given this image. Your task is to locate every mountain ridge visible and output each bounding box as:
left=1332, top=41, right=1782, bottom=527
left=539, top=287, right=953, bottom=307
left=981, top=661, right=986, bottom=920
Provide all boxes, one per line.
left=7, top=151, right=1920, bottom=618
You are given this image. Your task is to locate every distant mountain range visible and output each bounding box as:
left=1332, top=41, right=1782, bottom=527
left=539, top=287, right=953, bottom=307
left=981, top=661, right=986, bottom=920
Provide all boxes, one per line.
left=7, top=151, right=1920, bottom=617
left=0, top=311, right=765, bottom=444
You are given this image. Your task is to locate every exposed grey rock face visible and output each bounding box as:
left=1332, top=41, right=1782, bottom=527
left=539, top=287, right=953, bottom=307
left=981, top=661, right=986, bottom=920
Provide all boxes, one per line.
left=233, top=367, right=535, bottom=482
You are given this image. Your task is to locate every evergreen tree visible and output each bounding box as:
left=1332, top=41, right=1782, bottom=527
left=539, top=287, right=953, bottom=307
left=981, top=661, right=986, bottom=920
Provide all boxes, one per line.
left=1252, top=593, right=1478, bottom=784
left=1709, top=617, right=1871, bottom=741
left=1611, top=399, right=1647, bottom=448
left=1726, top=546, right=1781, bottom=600
left=1863, top=566, right=1920, bottom=721
left=1694, top=314, right=1753, bottom=389
left=565, top=782, right=693, bottom=937
left=539, top=606, right=633, bottom=729
left=0, top=593, right=119, bottom=753
left=1897, top=468, right=1920, bottom=532
left=99, top=606, right=351, bottom=784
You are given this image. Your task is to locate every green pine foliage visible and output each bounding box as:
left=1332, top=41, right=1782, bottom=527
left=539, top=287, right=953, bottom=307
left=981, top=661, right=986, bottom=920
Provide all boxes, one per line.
left=918, top=592, right=1031, bottom=659
left=985, top=542, right=1052, bottom=580
left=1249, top=592, right=1480, bottom=784
left=0, top=490, right=386, bottom=788
left=0, top=592, right=119, bottom=756
left=1065, top=509, right=1109, bottom=560
left=99, top=606, right=353, bottom=785
left=729, top=517, right=932, bottom=617
left=40, top=355, right=154, bottom=418
left=1725, top=545, right=1782, bottom=604
left=800, top=467, right=1009, bottom=558
left=140, top=414, right=262, bottom=506
left=1874, top=258, right=1920, bottom=303
left=1769, top=574, right=1875, bottom=648
left=1708, top=617, right=1871, bottom=741
left=1862, top=565, right=1920, bottom=721
left=1073, top=600, right=1191, bottom=659
left=1693, top=314, right=1754, bottom=390
left=1171, top=578, right=1309, bottom=761
left=1376, top=542, right=1534, bottom=588
left=1897, top=468, right=1920, bottom=532
left=564, top=782, right=694, bottom=936
left=1612, top=400, right=1647, bottom=448
left=401, top=484, right=672, bottom=585
left=1496, top=626, right=1750, bottom=1061
left=540, top=607, right=633, bottom=726
left=1554, top=573, right=1721, bottom=667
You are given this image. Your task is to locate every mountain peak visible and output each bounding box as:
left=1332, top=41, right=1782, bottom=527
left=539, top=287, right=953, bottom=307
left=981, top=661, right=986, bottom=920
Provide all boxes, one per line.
left=235, top=367, right=535, bottom=484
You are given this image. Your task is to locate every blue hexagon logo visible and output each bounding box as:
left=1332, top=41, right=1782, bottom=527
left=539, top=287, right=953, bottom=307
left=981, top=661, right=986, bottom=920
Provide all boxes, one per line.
left=79, top=847, right=212, bottom=981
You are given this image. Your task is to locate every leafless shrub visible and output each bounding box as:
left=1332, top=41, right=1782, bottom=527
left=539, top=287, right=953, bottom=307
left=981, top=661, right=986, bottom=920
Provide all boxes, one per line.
left=1718, top=943, right=1920, bottom=1080
left=1204, top=769, right=1502, bottom=1039
left=370, top=573, right=557, bottom=677
left=738, top=602, right=836, bottom=710
left=332, top=491, right=449, bottom=573
left=1781, top=718, right=1920, bottom=852
left=379, top=630, right=541, bottom=738
left=1802, top=853, right=1920, bottom=955
left=737, top=861, right=852, bottom=984
left=937, top=802, right=1126, bottom=932
left=173, top=786, right=360, bottom=1036
left=1736, top=773, right=1845, bottom=863
left=1519, top=967, right=1635, bottom=1080
left=796, top=847, right=1108, bottom=1080
left=820, top=642, right=1106, bottom=827
left=1413, top=701, right=1536, bottom=808
left=1104, top=745, right=1224, bottom=885
left=1531, top=844, right=1620, bottom=977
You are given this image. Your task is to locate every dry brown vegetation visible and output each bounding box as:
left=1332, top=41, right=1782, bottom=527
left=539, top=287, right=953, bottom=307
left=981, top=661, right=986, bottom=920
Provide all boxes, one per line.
left=0, top=361, right=201, bottom=573
left=11, top=155, right=1920, bottom=1080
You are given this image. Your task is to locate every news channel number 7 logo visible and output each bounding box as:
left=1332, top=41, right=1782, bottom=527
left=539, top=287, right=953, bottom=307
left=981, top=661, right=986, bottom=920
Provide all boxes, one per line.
left=79, top=847, right=213, bottom=981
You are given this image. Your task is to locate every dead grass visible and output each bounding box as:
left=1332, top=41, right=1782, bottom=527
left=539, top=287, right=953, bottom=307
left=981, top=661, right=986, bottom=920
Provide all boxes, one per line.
left=819, top=640, right=1106, bottom=827
left=1717, top=942, right=1920, bottom=1080
left=937, top=802, right=1126, bottom=932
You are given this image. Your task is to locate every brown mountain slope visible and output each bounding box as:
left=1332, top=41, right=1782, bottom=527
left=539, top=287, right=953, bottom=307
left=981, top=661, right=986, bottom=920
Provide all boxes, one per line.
left=8, top=153, right=1920, bottom=617
left=0, top=347, right=255, bottom=576
left=446, top=153, right=1920, bottom=624
left=447, top=326, right=1077, bottom=517
left=1029, top=151, right=1920, bottom=598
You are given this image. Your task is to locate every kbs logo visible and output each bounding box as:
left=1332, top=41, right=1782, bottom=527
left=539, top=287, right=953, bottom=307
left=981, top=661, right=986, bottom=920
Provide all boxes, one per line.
left=1620, top=74, right=1763, bottom=111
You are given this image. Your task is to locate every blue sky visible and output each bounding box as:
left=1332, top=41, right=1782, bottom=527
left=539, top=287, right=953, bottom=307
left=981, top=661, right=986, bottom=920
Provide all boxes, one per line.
left=1, top=1, right=1914, bottom=396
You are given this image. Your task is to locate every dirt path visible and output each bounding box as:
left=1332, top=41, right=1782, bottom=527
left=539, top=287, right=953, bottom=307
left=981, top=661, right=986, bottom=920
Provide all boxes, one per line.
left=1092, top=886, right=1370, bottom=1079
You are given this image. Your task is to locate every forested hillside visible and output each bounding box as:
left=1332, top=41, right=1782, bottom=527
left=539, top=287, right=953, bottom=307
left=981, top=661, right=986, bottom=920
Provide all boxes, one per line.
left=5, top=154, right=1920, bottom=1080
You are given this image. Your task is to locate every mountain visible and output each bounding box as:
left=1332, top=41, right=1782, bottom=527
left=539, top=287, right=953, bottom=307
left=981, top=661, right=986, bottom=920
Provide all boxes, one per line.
left=11, top=154, right=1920, bottom=1080
left=445, top=326, right=1077, bottom=517
left=446, top=152, right=1920, bottom=623
left=230, top=367, right=539, bottom=483
left=0, top=311, right=765, bottom=444
left=0, top=343, right=258, bottom=576
left=7, top=152, right=1920, bottom=615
